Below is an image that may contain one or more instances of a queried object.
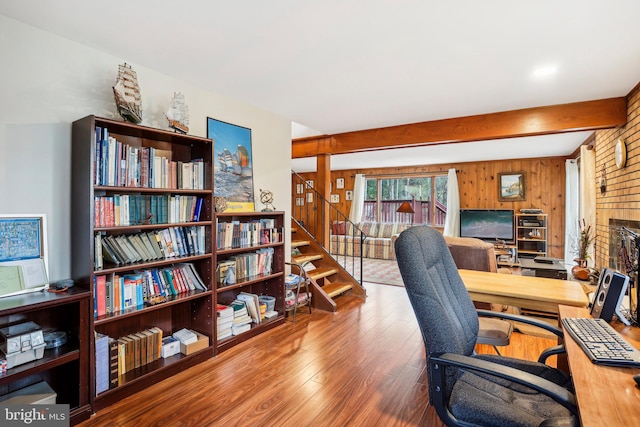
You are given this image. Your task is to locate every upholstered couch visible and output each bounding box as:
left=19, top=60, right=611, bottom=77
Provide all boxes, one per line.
left=330, top=221, right=411, bottom=260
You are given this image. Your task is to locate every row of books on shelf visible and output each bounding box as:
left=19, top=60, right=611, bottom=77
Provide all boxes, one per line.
left=216, top=247, right=275, bottom=286
left=94, top=226, right=206, bottom=269
left=216, top=219, right=283, bottom=250
left=217, top=292, right=273, bottom=339
left=95, top=326, right=209, bottom=395
left=94, top=194, right=205, bottom=228
left=93, top=263, right=207, bottom=317
left=94, top=126, right=206, bottom=190
left=95, top=327, right=164, bottom=394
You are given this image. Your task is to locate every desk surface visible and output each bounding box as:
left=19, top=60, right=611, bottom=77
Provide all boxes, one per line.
left=459, top=269, right=589, bottom=313
left=559, top=305, right=640, bottom=427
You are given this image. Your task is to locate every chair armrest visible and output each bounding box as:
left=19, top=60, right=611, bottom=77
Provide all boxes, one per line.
left=429, top=353, right=577, bottom=420
left=476, top=309, right=564, bottom=338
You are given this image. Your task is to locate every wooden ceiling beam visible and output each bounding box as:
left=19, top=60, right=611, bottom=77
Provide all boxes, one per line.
left=292, top=97, right=627, bottom=158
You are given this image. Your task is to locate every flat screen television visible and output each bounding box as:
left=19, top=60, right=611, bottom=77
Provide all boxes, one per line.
left=459, top=209, right=515, bottom=243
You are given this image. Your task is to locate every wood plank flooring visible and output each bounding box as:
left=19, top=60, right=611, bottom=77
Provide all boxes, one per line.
left=78, top=282, right=557, bottom=427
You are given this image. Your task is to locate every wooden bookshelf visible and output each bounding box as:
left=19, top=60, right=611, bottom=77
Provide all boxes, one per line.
left=0, top=288, right=92, bottom=425
left=516, top=213, right=548, bottom=260
left=214, top=211, right=285, bottom=353
left=71, top=116, right=215, bottom=413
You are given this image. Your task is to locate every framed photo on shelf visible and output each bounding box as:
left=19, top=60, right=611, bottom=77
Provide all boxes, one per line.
left=498, top=172, right=526, bottom=201
left=336, top=178, right=345, bottom=189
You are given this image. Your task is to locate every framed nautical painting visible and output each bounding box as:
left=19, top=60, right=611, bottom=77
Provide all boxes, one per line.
left=207, top=117, right=255, bottom=212
left=498, top=172, right=526, bottom=201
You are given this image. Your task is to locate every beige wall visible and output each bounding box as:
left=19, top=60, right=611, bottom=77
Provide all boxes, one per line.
left=0, top=15, right=292, bottom=280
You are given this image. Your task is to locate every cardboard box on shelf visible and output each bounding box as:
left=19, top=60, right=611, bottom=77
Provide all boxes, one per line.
left=180, top=331, right=209, bottom=355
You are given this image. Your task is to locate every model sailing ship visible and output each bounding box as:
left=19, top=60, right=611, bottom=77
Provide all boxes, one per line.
left=165, top=92, right=190, bottom=134
left=112, top=63, right=142, bottom=124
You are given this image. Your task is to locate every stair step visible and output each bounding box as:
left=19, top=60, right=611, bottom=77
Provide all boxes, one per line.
left=293, top=254, right=323, bottom=264
left=308, top=267, right=338, bottom=280
left=291, top=239, right=310, bottom=248
left=323, top=282, right=353, bottom=298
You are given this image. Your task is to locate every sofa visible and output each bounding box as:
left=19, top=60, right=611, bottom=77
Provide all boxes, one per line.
left=330, top=221, right=411, bottom=260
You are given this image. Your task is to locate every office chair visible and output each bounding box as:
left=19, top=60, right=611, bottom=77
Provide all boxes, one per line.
left=395, top=226, right=577, bottom=427
left=444, top=235, right=513, bottom=354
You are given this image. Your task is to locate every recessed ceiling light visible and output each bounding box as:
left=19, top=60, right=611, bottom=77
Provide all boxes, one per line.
left=532, top=65, right=558, bottom=78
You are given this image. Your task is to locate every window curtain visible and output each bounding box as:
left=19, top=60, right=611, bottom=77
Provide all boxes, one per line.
left=349, top=173, right=366, bottom=223
left=579, top=145, right=596, bottom=263
left=443, top=168, right=460, bottom=236
left=565, top=159, right=579, bottom=265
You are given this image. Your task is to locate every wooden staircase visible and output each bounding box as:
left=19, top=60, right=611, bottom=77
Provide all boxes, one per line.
left=291, top=220, right=366, bottom=312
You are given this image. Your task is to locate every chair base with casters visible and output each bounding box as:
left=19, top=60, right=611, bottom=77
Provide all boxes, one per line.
left=394, top=226, right=578, bottom=427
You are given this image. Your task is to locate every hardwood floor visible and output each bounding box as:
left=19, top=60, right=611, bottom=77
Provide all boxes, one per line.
left=78, top=282, right=558, bottom=427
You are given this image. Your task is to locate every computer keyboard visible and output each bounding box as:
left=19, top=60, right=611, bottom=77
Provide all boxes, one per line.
left=562, top=317, right=640, bottom=367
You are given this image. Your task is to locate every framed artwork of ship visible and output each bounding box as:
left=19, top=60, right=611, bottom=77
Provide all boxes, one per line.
left=207, top=117, right=255, bottom=212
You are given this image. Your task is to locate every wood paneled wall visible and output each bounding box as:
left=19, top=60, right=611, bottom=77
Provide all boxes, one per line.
left=294, top=157, right=566, bottom=258
left=594, top=84, right=640, bottom=269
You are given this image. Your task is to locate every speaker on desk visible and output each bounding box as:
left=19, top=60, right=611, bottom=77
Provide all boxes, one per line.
left=590, top=268, right=630, bottom=325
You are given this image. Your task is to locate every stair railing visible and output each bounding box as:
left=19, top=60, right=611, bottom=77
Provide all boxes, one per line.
left=291, top=171, right=365, bottom=284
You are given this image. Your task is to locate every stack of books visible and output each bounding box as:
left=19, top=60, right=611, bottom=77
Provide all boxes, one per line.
left=217, top=304, right=234, bottom=340
left=229, top=300, right=252, bottom=335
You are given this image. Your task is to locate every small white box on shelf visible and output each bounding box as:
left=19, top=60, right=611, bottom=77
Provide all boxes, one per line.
left=161, top=336, right=180, bottom=358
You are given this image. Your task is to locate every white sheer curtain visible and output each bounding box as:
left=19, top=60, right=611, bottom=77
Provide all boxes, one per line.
left=580, top=145, right=596, bottom=263
left=349, top=174, right=366, bottom=223
left=443, top=168, right=460, bottom=236
left=564, top=159, right=579, bottom=265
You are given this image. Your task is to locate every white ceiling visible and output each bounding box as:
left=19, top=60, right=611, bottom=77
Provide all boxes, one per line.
left=2, top=1, right=640, bottom=172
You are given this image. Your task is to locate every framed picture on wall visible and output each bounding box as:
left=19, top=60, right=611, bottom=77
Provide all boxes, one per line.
left=295, top=197, right=304, bottom=206
left=498, top=172, right=526, bottom=201
left=336, top=178, right=345, bottom=189
left=346, top=190, right=353, bottom=201
left=296, top=184, right=304, bottom=194
left=306, top=180, right=314, bottom=189
left=307, top=192, right=314, bottom=203
left=330, top=194, right=339, bottom=203
left=207, top=117, right=255, bottom=212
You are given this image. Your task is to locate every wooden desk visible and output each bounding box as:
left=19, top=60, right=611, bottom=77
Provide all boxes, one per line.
left=459, top=269, right=589, bottom=313
left=559, top=305, right=640, bottom=427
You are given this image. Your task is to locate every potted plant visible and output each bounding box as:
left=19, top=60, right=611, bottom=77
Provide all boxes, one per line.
left=572, top=219, right=595, bottom=279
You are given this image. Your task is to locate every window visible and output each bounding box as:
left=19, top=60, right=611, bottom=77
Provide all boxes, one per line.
left=363, top=175, right=448, bottom=225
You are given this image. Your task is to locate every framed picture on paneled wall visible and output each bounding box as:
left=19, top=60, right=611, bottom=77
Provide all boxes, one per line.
left=498, top=172, right=526, bottom=201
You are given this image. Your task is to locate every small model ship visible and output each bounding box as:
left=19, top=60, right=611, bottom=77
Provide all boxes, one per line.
left=165, top=92, right=190, bottom=134
left=112, top=63, right=142, bottom=124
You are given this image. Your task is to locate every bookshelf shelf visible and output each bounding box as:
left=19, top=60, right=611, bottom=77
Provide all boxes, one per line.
left=216, top=272, right=284, bottom=293
left=96, top=253, right=213, bottom=275
left=72, top=116, right=215, bottom=417
left=93, top=289, right=213, bottom=325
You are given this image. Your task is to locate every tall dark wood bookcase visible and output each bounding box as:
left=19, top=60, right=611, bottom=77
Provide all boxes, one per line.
left=215, top=211, right=285, bottom=353
left=0, top=289, right=92, bottom=425
left=71, top=116, right=215, bottom=412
